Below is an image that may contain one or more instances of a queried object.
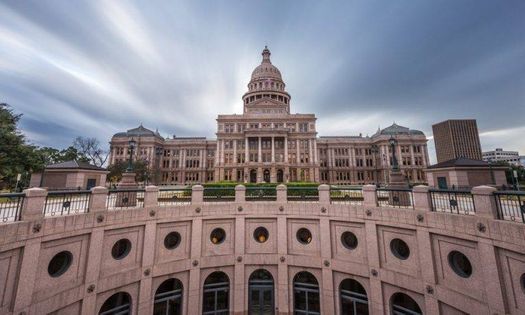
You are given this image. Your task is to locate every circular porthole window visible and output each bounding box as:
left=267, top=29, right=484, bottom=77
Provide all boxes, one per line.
left=111, top=239, right=132, bottom=260
left=253, top=227, right=269, bottom=243
left=390, top=238, right=410, bottom=260
left=210, top=228, right=226, bottom=244
left=164, top=231, right=181, bottom=250
left=448, top=251, right=472, bottom=278
left=341, top=231, right=358, bottom=250
left=48, top=251, right=73, bottom=277
left=296, top=228, right=312, bottom=245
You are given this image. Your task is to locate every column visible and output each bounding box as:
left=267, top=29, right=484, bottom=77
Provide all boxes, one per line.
left=233, top=139, right=237, bottom=165
left=220, top=140, right=225, bottom=164
left=245, top=138, right=249, bottom=163
left=271, top=136, right=275, bottom=162
left=284, top=137, right=288, bottom=163
left=308, top=139, right=313, bottom=164
left=296, top=139, right=300, bottom=163
left=258, top=137, right=262, bottom=162
left=313, top=139, right=318, bottom=164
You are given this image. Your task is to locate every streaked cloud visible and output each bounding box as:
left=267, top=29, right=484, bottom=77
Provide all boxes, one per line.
left=0, top=0, right=523, bottom=163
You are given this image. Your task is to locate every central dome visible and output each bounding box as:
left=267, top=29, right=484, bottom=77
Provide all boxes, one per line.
left=250, top=46, right=283, bottom=81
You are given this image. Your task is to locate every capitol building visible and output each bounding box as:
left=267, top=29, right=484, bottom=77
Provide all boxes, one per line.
left=0, top=47, right=523, bottom=315
left=109, top=47, right=429, bottom=186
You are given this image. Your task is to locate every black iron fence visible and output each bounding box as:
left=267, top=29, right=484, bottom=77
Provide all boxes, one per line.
left=107, top=189, right=145, bottom=209
left=494, top=191, right=525, bottom=223
left=0, top=193, right=25, bottom=223
left=157, top=188, right=192, bottom=206
left=245, top=186, right=277, bottom=202
left=330, top=187, right=363, bottom=205
left=203, top=187, right=235, bottom=202
left=430, top=189, right=475, bottom=215
left=44, top=190, right=91, bottom=216
left=376, top=188, right=414, bottom=209
left=287, top=186, right=319, bottom=202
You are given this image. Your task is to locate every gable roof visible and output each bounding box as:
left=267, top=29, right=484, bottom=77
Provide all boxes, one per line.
left=427, top=157, right=490, bottom=169
left=46, top=160, right=106, bottom=171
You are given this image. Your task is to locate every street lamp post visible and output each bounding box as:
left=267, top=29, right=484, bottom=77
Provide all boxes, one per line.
left=126, top=138, right=137, bottom=173
left=389, top=136, right=399, bottom=171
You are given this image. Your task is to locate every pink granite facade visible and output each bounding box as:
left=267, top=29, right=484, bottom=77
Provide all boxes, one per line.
left=109, top=48, right=429, bottom=185
left=0, top=185, right=524, bottom=314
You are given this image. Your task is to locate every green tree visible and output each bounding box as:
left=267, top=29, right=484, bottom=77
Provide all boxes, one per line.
left=0, top=103, right=43, bottom=190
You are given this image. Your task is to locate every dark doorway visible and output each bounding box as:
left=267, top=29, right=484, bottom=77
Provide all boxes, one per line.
left=153, top=278, right=183, bottom=315
left=277, top=169, right=284, bottom=183
left=293, top=272, right=320, bottom=315
left=202, top=272, right=229, bottom=315
left=437, top=177, right=448, bottom=189
left=86, top=178, right=97, bottom=190
left=248, top=269, right=274, bottom=315
left=250, top=169, right=257, bottom=183
left=263, top=169, right=270, bottom=183
left=340, top=279, right=369, bottom=315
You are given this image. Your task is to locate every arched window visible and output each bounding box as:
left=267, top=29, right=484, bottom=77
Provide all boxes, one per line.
left=249, top=269, right=274, bottom=315
left=340, top=279, right=369, bottom=315
left=293, top=272, right=320, bottom=315
left=99, top=292, right=131, bottom=315
left=153, top=278, right=183, bottom=315
left=203, top=272, right=229, bottom=315
left=390, top=292, right=422, bottom=315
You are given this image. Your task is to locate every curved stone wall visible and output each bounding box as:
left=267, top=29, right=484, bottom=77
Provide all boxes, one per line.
left=1, top=185, right=524, bottom=315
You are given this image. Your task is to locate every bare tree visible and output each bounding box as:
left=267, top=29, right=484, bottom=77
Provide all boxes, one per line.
left=73, top=136, right=109, bottom=167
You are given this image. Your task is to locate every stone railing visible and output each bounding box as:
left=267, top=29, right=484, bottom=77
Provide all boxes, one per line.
left=1, top=184, right=522, bottom=224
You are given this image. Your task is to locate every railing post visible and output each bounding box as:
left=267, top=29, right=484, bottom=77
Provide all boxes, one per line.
left=362, top=185, right=377, bottom=207
left=413, top=185, right=432, bottom=211
left=144, top=185, right=159, bottom=207
left=318, top=184, right=330, bottom=205
left=472, top=185, right=498, bottom=219
left=21, top=188, right=47, bottom=221
left=192, top=185, right=204, bottom=204
left=276, top=184, right=287, bottom=203
left=89, top=186, right=108, bottom=213
left=235, top=185, right=246, bottom=203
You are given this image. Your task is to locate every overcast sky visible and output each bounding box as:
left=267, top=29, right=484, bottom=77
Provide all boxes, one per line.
left=1, top=0, right=524, bottom=163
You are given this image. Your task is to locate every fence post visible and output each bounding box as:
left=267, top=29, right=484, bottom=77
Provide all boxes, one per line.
left=413, top=185, right=432, bottom=211
left=362, top=185, right=377, bottom=207
left=471, top=185, right=498, bottom=219
left=144, top=185, right=159, bottom=207
left=21, top=188, right=47, bottom=221
left=318, top=184, right=330, bottom=205
left=89, top=186, right=108, bottom=213
left=276, top=184, right=287, bottom=203
left=235, top=185, right=246, bottom=203
left=192, top=185, right=204, bottom=204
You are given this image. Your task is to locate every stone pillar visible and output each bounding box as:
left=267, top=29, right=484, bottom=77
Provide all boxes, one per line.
left=192, top=185, right=204, bottom=204
left=21, top=187, right=46, bottom=221
left=318, top=184, right=330, bottom=205
left=89, top=186, right=108, bottom=212
left=233, top=217, right=245, bottom=313
left=235, top=185, right=246, bottom=203
left=313, top=139, right=318, bottom=164
left=13, top=238, right=41, bottom=313
left=276, top=184, right=287, bottom=203
left=258, top=137, right=262, bottom=162
left=144, top=185, right=159, bottom=207
left=362, top=184, right=377, bottom=207
left=472, top=185, right=498, bottom=219
left=220, top=140, right=225, bottom=165
left=412, top=185, right=432, bottom=211
left=271, top=136, right=275, bottom=163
